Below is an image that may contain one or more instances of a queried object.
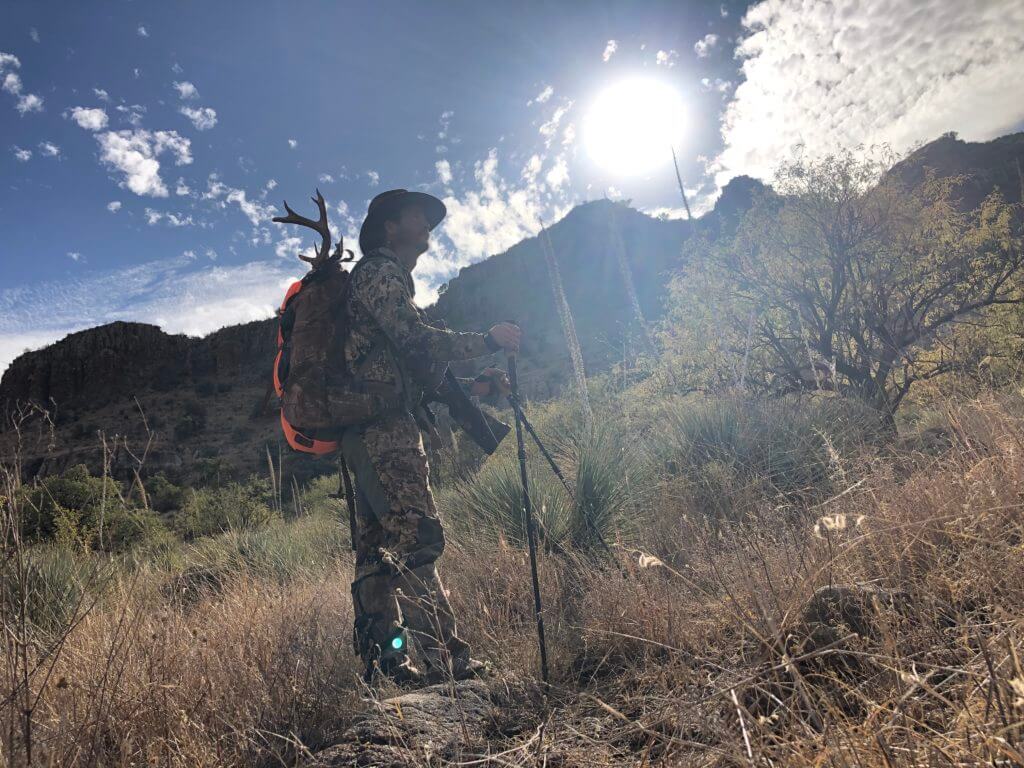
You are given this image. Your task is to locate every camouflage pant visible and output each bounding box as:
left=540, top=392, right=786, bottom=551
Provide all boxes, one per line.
left=341, top=409, right=471, bottom=675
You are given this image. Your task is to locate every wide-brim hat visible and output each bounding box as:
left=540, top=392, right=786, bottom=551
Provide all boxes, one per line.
left=358, top=189, right=446, bottom=255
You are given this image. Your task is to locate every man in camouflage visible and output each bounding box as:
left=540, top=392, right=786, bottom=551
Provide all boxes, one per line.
left=342, top=189, right=521, bottom=685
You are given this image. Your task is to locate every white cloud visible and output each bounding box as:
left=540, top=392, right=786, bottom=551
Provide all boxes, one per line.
left=179, top=105, right=217, bottom=130
left=107, top=201, right=122, bottom=212
left=1, top=62, right=43, bottom=115
left=67, top=251, right=81, bottom=261
left=0, top=256, right=305, bottom=375
left=287, top=138, right=297, bottom=149
left=436, top=159, right=452, bottom=185
left=265, top=178, right=277, bottom=191
left=656, top=49, right=678, bottom=67
left=12, top=146, right=31, bottom=162
left=29, top=27, right=39, bottom=43
left=602, top=40, right=618, bottom=62
left=539, top=102, right=572, bottom=148
left=318, top=173, right=335, bottom=183
left=366, top=170, right=380, bottom=186
left=173, top=80, right=198, bottom=99
left=137, top=25, right=149, bottom=37
left=714, top=0, right=1024, bottom=187
left=114, top=103, right=146, bottom=126
left=175, top=177, right=191, bottom=196
left=694, top=33, right=718, bottom=58
left=275, top=236, right=304, bottom=260
left=95, top=129, right=193, bottom=197
left=202, top=174, right=276, bottom=226
left=144, top=207, right=194, bottom=227
left=435, top=147, right=573, bottom=293
left=69, top=106, right=109, bottom=130
left=93, top=87, right=110, bottom=101
left=38, top=141, right=60, bottom=157
left=531, top=85, right=554, bottom=105
left=545, top=156, right=569, bottom=189
left=2, top=72, right=22, bottom=95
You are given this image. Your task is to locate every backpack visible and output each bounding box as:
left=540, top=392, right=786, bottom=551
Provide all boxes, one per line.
left=273, top=257, right=388, bottom=454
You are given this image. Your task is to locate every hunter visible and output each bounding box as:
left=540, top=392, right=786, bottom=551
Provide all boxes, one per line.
left=343, top=189, right=521, bottom=685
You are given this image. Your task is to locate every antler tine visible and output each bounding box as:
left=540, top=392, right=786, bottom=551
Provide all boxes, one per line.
left=272, top=188, right=333, bottom=267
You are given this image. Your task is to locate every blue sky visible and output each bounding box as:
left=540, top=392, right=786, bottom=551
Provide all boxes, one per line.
left=3, top=0, right=1024, bottom=374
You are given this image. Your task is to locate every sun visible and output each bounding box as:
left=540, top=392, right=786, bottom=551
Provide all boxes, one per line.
left=583, top=77, right=686, bottom=177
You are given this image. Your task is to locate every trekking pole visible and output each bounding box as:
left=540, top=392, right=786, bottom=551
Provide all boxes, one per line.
left=508, top=354, right=549, bottom=686
left=508, top=391, right=618, bottom=562
left=507, top=393, right=573, bottom=499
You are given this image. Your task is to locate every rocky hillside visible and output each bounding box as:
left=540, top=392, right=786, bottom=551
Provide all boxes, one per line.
left=3, top=131, right=1022, bottom=486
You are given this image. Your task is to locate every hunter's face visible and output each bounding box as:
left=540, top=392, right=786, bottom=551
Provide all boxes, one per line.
left=393, top=204, right=430, bottom=256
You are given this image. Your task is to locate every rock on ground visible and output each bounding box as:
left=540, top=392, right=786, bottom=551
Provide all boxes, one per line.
left=307, top=676, right=543, bottom=767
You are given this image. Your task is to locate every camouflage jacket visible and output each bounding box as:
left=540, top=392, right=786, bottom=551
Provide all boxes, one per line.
left=342, top=247, right=492, bottom=408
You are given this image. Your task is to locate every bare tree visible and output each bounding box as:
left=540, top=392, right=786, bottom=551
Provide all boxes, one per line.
left=667, top=150, right=1024, bottom=423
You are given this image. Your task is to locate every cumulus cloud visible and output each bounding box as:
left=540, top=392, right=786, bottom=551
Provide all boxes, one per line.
left=107, top=201, right=122, bottom=212
left=602, top=40, right=618, bottom=62
left=539, top=102, right=572, bottom=148
left=67, top=251, right=81, bottom=262
left=175, top=177, right=191, bottom=196
left=203, top=173, right=276, bottom=226
left=96, top=129, right=193, bottom=197
left=38, top=141, right=59, bottom=157
left=29, top=27, right=39, bottom=43
left=12, top=145, right=31, bottom=162
left=0, top=256, right=304, bottom=374
left=172, top=80, right=198, bottom=99
left=144, top=207, right=194, bottom=227
left=714, top=0, right=1024, bottom=186
left=0, top=55, right=43, bottom=115
left=93, top=87, right=110, bottom=101
left=694, top=33, right=718, bottom=57
left=115, top=103, right=146, bottom=126
left=318, top=173, right=335, bottom=184
left=137, top=25, right=149, bottom=37
left=431, top=146, right=573, bottom=302
left=436, top=159, right=452, bottom=185
left=69, top=106, right=108, bottom=130
left=287, top=138, right=297, bottom=149
left=179, top=105, right=217, bottom=130
left=656, top=49, right=678, bottom=67
left=531, top=85, right=554, bottom=105
left=366, top=170, right=380, bottom=186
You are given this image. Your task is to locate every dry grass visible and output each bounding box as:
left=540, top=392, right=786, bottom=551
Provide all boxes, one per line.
left=3, top=392, right=1024, bottom=765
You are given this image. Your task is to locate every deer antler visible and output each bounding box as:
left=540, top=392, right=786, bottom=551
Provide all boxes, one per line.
left=272, top=188, right=333, bottom=267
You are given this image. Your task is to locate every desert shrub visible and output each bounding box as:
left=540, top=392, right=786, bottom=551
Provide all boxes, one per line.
left=18, top=464, right=123, bottom=547
left=0, top=544, right=103, bottom=632
left=174, top=398, right=208, bottom=440
left=146, top=473, right=185, bottom=513
left=174, top=476, right=278, bottom=539
left=654, top=394, right=877, bottom=522
left=441, top=415, right=647, bottom=553
left=165, top=515, right=348, bottom=599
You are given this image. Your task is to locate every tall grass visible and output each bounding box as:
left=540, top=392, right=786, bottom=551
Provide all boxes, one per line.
left=3, top=389, right=1024, bottom=765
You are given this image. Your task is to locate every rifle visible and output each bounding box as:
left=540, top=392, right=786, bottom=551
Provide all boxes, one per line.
left=423, top=367, right=511, bottom=454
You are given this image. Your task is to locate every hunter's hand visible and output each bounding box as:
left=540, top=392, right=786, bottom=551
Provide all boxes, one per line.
left=487, top=322, right=521, bottom=354
left=471, top=367, right=511, bottom=397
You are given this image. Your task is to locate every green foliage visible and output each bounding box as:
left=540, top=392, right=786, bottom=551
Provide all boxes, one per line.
left=146, top=473, right=185, bottom=513
left=662, top=150, right=1024, bottom=416
left=174, top=476, right=279, bottom=540
left=0, top=545, right=102, bottom=633
left=163, top=515, right=348, bottom=601
left=440, top=405, right=647, bottom=552
left=654, top=395, right=876, bottom=521
left=174, top=398, right=208, bottom=440
left=16, top=464, right=171, bottom=552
